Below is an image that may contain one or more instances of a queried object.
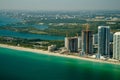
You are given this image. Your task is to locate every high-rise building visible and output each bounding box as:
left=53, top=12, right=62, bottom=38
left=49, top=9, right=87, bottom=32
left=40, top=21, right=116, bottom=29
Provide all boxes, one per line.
left=93, top=34, right=98, bottom=45
left=65, top=37, right=69, bottom=49
left=110, top=32, right=113, bottom=42
left=65, top=37, right=78, bottom=52
left=98, top=26, right=110, bottom=57
left=113, top=32, right=120, bottom=60
left=82, top=30, right=93, bottom=55
left=78, top=37, right=82, bottom=49
left=92, top=34, right=98, bottom=53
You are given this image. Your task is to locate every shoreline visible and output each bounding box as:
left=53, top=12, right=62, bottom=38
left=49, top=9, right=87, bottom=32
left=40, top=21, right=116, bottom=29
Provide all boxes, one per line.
left=0, top=44, right=120, bottom=65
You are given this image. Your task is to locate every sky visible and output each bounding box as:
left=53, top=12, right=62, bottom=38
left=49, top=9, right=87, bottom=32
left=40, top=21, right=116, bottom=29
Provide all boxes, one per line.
left=0, top=0, right=120, bottom=11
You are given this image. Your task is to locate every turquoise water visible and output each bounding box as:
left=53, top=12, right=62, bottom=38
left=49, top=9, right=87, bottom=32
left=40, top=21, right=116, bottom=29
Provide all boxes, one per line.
left=0, top=30, right=64, bottom=40
left=0, top=47, right=120, bottom=80
left=31, top=25, right=48, bottom=30
left=0, top=15, right=48, bottom=30
left=0, top=15, right=21, bottom=26
left=0, top=15, right=64, bottom=40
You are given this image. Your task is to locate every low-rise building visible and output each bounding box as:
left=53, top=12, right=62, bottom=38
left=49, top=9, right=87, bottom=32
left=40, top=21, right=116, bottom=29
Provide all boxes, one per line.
left=48, top=45, right=56, bottom=52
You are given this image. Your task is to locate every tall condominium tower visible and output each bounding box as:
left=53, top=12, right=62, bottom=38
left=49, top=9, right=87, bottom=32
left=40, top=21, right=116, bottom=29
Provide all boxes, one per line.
left=82, top=30, right=93, bottom=55
left=78, top=37, right=82, bottom=49
left=93, top=34, right=98, bottom=45
left=98, top=26, right=110, bottom=57
left=65, top=37, right=78, bottom=52
left=113, top=32, right=120, bottom=60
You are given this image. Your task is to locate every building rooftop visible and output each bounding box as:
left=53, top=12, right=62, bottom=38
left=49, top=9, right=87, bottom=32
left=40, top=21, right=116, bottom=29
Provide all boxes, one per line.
left=65, top=37, right=78, bottom=39
left=114, top=32, right=120, bottom=35
left=98, top=26, right=110, bottom=29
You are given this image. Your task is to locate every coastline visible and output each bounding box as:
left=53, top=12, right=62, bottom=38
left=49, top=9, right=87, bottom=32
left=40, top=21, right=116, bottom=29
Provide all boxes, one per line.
left=0, top=44, right=119, bottom=65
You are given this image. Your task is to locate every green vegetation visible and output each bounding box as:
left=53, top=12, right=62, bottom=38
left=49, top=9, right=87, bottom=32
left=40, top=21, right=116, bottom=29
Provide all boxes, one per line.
left=0, top=26, right=48, bottom=35
left=44, top=24, right=83, bottom=36
left=0, top=37, right=64, bottom=50
left=0, top=21, right=120, bottom=37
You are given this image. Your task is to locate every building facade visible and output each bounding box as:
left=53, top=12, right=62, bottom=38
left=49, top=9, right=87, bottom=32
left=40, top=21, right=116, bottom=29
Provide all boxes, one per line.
left=93, top=34, right=98, bottom=45
left=48, top=45, right=56, bottom=52
left=98, top=26, right=110, bottom=57
left=78, top=37, right=82, bottom=49
left=65, top=37, right=78, bottom=52
left=113, top=32, right=120, bottom=60
left=82, top=30, right=93, bottom=55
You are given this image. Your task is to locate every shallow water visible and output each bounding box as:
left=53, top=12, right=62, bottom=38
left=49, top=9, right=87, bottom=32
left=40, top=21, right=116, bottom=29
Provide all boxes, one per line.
left=0, top=30, right=64, bottom=40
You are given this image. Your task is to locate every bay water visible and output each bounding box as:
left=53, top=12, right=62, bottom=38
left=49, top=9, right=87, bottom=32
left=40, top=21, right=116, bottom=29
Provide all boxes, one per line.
left=0, top=15, right=64, bottom=40
left=0, top=30, right=64, bottom=40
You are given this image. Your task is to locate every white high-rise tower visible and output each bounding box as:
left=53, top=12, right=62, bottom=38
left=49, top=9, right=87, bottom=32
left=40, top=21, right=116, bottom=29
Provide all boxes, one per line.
left=113, top=32, right=120, bottom=60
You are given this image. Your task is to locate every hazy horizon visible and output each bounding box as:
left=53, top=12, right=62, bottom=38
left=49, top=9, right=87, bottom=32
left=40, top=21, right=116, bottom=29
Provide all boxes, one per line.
left=0, top=0, right=120, bottom=11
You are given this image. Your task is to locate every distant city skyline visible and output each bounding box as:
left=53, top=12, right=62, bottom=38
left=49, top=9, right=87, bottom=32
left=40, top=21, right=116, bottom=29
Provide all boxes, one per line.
left=0, top=0, right=120, bottom=11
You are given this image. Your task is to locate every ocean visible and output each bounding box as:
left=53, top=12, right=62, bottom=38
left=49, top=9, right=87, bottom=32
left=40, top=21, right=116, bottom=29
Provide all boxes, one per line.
left=0, top=47, right=120, bottom=80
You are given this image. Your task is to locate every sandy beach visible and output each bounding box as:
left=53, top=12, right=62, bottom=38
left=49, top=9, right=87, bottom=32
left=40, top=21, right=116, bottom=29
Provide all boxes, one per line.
left=0, top=44, right=119, bottom=65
